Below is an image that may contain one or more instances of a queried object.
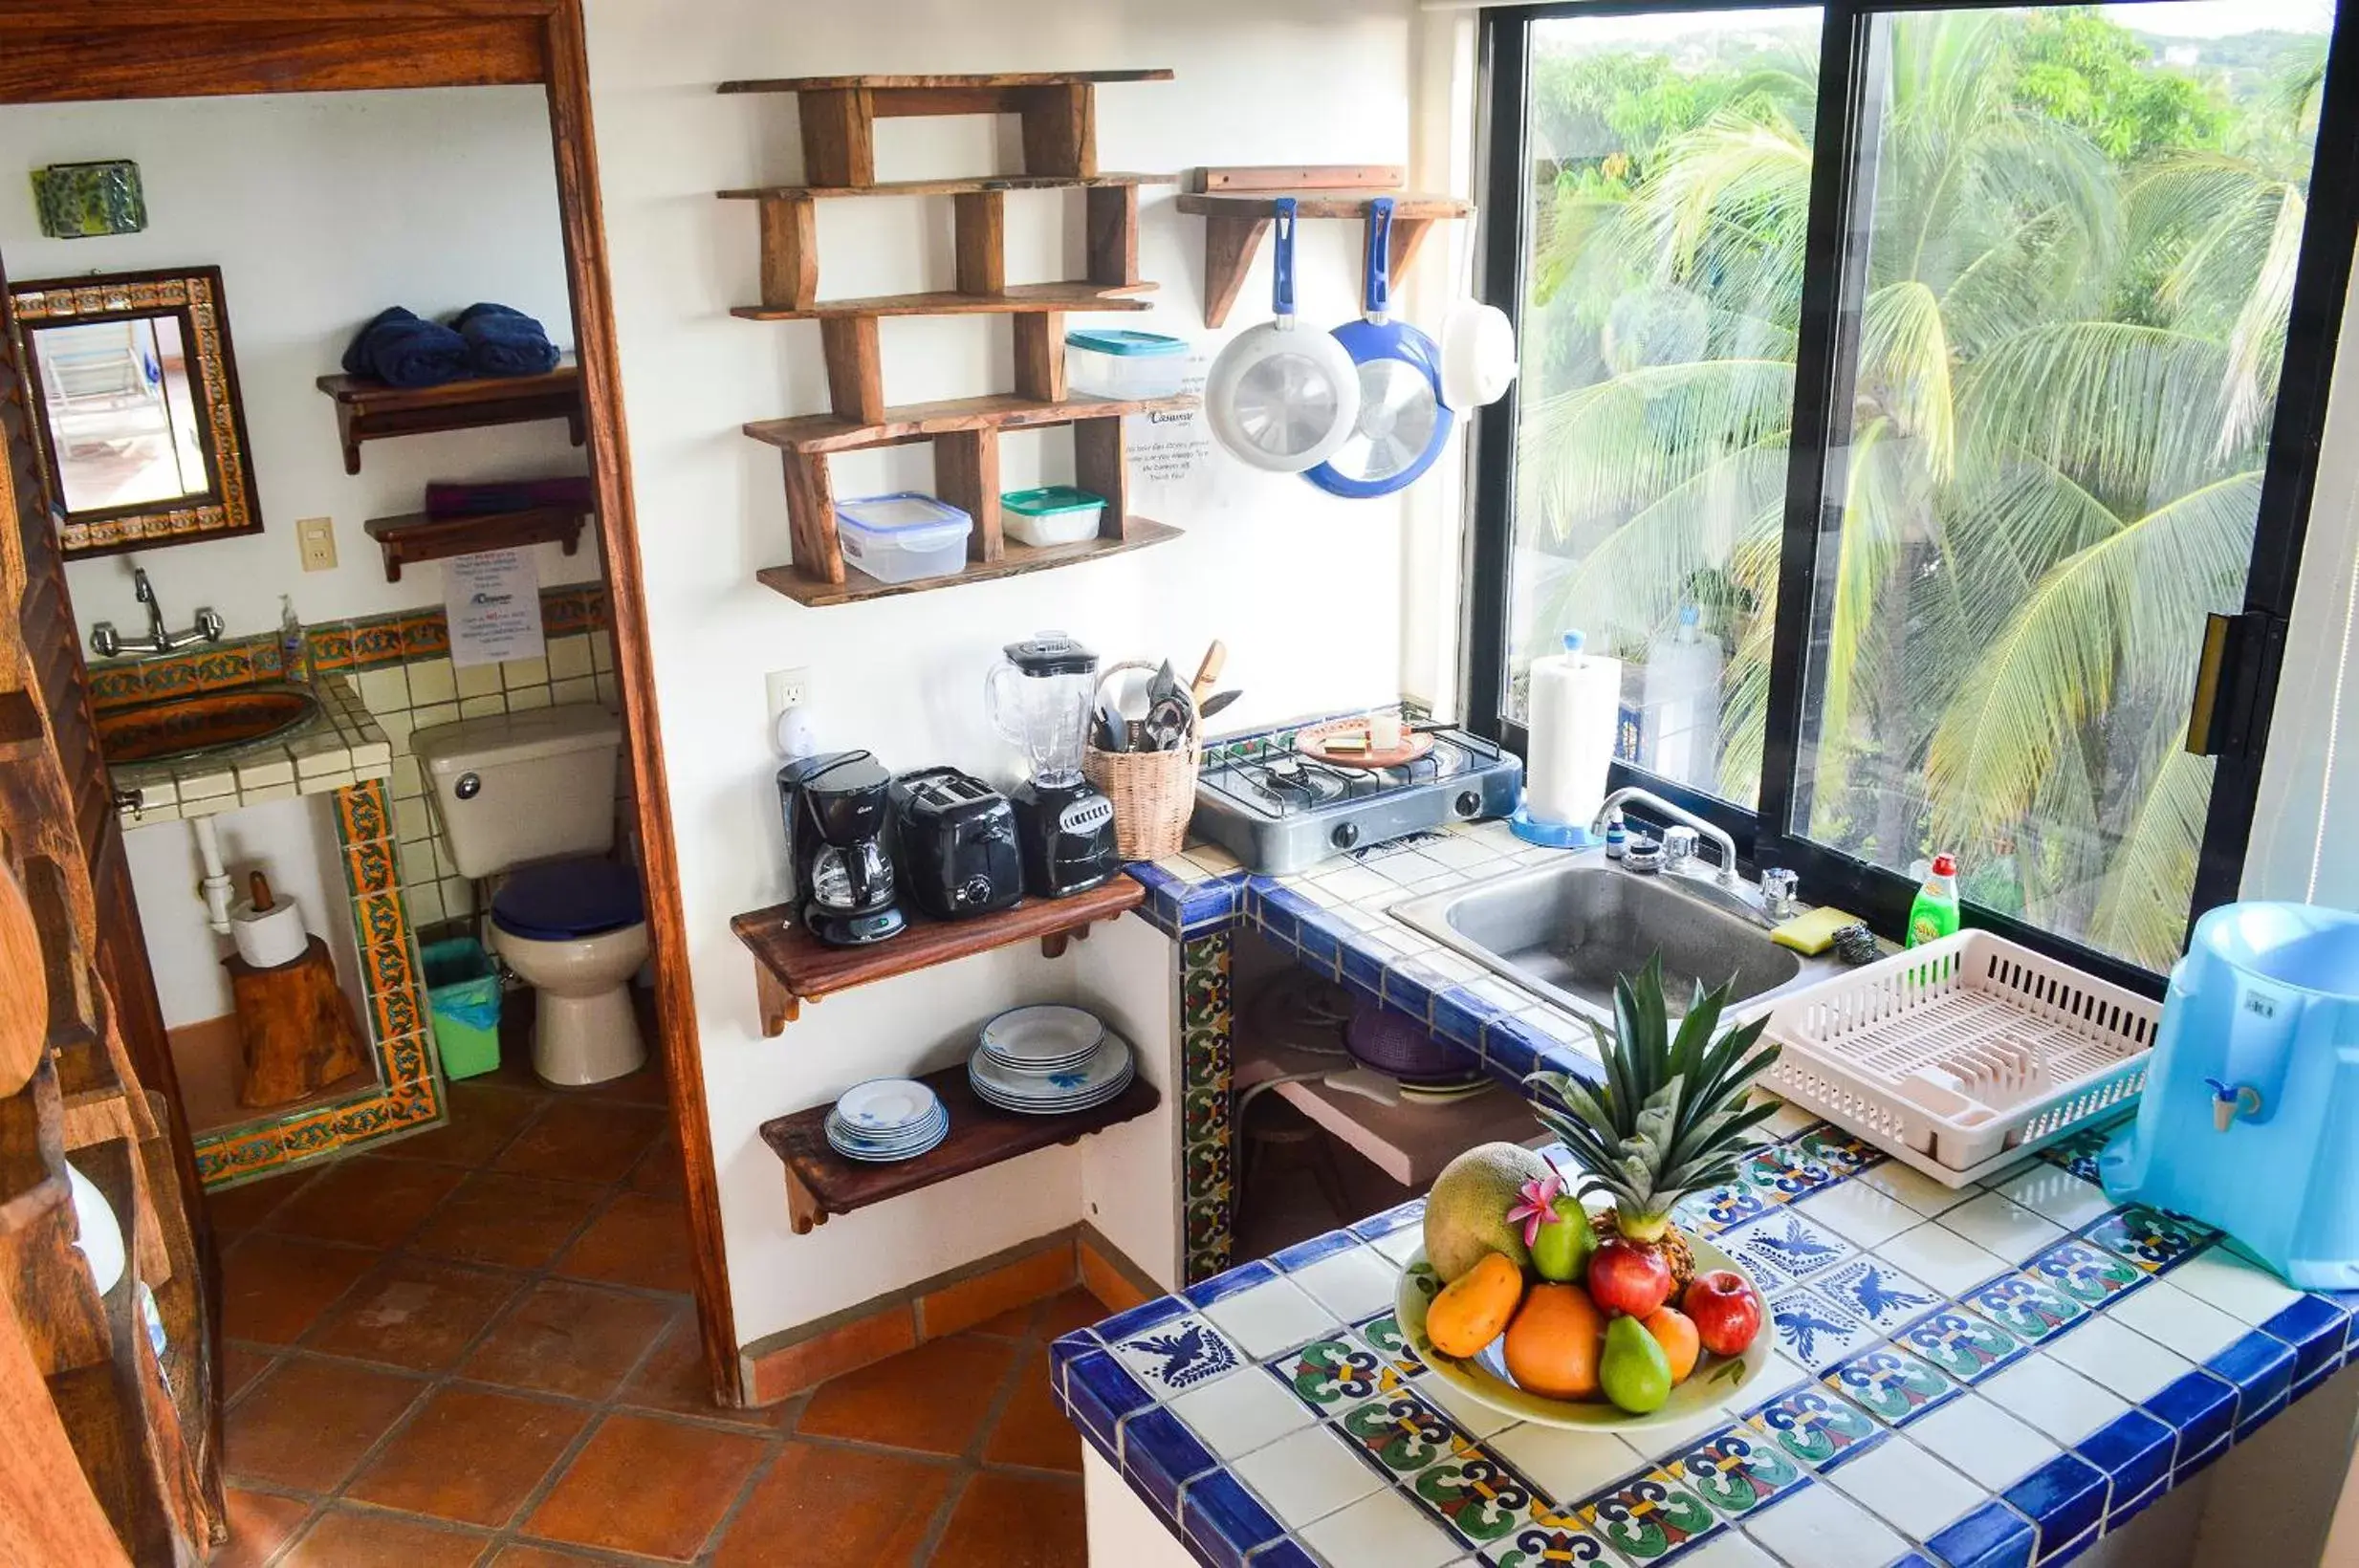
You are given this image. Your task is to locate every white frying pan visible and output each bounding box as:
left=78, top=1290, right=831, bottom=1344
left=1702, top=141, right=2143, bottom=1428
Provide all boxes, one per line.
left=1206, top=197, right=1363, bottom=473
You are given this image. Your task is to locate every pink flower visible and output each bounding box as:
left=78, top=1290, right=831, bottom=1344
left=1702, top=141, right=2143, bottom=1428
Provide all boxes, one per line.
left=1505, top=1173, right=1567, bottom=1250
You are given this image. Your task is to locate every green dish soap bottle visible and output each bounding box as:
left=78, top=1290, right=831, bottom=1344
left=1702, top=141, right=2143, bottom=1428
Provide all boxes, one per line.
left=1907, top=853, right=1960, bottom=947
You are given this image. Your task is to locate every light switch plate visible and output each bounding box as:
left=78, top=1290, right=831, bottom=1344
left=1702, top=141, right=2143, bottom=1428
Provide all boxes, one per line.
left=296, top=516, right=337, bottom=572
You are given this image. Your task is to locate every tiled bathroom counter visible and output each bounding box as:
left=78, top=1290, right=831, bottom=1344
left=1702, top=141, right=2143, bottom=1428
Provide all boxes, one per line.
left=108, top=673, right=393, bottom=824
left=1053, top=1117, right=2353, bottom=1568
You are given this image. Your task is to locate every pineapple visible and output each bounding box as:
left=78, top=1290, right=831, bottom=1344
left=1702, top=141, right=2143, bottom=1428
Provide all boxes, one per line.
left=1525, top=954, right=1781, bottom=1291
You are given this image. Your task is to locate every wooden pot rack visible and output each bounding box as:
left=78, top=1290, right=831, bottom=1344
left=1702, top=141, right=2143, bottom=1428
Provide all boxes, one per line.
left=731, top=875, right=1143, bottom=1035
left=1174, top=165, right=1476, bottom=329
left=315, top=361, right=585, bottom=475
left=715, top=69, right=1195, bottom=606
left=361, top=504, right=589, bottom=582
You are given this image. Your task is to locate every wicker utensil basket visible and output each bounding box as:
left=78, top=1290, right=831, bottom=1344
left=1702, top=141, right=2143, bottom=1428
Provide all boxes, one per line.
left=1084, top=660, right=1200, bottom=861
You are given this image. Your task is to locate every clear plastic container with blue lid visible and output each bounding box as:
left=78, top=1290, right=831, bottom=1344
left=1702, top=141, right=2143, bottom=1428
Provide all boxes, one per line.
left=832, top=492, right=972, bottom=584
left=1065, top=328, right=1187, bottom=400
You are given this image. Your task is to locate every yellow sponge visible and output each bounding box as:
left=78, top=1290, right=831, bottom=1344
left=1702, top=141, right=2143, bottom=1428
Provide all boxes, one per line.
left=1770, top=906, right=1863, bottom=955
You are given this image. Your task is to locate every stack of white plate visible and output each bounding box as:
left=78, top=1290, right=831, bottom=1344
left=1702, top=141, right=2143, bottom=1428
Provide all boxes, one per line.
left=970, top=1005, right=1135, bottom=1115
left=824, top=1078, right=949, bottom=1163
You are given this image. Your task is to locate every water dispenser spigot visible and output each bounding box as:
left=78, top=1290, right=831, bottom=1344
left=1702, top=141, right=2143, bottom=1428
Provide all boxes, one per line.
left=2201, top=1077, right=2263, bottom=1132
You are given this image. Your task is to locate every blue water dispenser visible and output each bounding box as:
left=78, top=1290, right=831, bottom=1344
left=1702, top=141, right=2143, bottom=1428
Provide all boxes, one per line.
left=2103, top=902, right=2359, bottom=1288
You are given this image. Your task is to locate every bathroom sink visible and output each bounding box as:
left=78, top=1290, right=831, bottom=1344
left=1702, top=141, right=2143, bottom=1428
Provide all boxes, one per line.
left=1388, top=854, right=1846, bottom=1024
left=96, top=684, right=321, bottom=765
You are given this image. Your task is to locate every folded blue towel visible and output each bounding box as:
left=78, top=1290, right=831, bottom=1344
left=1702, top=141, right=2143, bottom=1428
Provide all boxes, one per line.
left=341, top=306, right=470, bottom=389
left=453, top=302, right=561, bottom=378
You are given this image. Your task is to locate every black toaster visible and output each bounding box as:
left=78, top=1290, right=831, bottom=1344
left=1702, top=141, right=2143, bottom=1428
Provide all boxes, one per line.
left=888, top=767, right=1024, bottom=921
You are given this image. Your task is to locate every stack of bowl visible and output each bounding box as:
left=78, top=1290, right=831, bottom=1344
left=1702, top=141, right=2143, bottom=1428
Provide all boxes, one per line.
left=824, top=1078, right=949, bottom=1163
left=969, top=1005, right=1135, bottom=1115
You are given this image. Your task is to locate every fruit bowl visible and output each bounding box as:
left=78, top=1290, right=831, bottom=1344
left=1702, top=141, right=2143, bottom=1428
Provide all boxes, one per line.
left=1395, top=1237, right=1775, bottom=1430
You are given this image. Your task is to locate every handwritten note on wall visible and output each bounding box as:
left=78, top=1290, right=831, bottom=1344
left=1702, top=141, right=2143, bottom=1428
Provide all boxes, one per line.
left=444, top=549, right=545, bottom=668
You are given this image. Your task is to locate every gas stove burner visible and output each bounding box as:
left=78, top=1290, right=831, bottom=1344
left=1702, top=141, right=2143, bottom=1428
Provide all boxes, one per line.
left=1191, top=722, right=1525, bottom=874
left=1255, top=754, right=1347, bottom=809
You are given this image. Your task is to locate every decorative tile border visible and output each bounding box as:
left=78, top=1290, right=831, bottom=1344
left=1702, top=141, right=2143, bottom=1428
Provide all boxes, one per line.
left=1179, top=928, right=1235, bottom=1286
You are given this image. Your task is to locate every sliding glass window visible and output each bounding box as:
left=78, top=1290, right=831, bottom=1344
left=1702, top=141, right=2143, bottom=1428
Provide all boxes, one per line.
left=1471, top=0, right=2354, bottom=984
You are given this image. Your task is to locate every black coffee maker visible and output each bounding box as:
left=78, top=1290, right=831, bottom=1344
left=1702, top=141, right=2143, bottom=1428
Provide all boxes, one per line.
left=777, top=751, right=906, bottom=946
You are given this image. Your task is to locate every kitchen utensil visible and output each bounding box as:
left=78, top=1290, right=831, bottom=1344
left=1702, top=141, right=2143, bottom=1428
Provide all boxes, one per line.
left=1304, top=197, right=1454, bottom=498
left=987, top=633, right=1122, bottom=898
left=1084, top=659, right=1203, bottom=861
left=229, top=870, right=309, bottom=969
left=777, top=751, right=906, bottom=946
left=1094, top=703, right=1128, bottom=753
left=2103, top=903, right=2359, bottom=1288
left=1190, top=641, right=1228, bottom=706
left=1205, top=197, right=1364, bottom=473
left=1396, top=1230, right=1774, bottom=1430
left=1146, top=696, right=1190, bottom=752
left=968, top=1032, right=1136, bottom=1113
left=1294, top=715, right=1436, bottom=770
left=980, top=1005, right=1107, bottom=1072
left=834, top=1078, right=940, bottom=1133
left=1438, top=298, right=1518, bottom=411
left=1198, top=690, right=1241, bottom=722
left=888, top=768, right=1023, bottom=921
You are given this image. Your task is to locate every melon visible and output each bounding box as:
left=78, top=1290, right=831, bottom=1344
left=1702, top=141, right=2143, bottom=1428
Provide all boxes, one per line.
left=1423, top=1142, right=1550, bottom=1282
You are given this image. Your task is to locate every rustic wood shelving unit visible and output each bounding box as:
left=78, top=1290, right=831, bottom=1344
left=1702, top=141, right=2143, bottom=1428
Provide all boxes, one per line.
left=1175, top=166, right=1475, bottom=328
left=716, top=69, right=1195, bottom=605
left=731, top=877, right=1143, bottom=1034
left=759, top=1060, right=1159, bottom=1234
left=315, top=361, right=585, bottom=474
left=361, top=505, right=589, bottom=582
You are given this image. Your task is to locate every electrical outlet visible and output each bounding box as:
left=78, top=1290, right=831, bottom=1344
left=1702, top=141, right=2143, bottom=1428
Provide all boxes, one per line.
left=296, top=516, right=337, bottom=572
left=766, top=666, right=812, bottom=718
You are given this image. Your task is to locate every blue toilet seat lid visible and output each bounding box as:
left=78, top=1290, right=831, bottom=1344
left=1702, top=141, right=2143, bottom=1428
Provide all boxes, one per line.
left=491, top=857, right=644, bottom=941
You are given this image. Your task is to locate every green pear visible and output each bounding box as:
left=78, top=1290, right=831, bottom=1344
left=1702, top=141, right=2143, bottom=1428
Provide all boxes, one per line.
left=1528, top=1196, right=1597, bottom=1283
left=1600, top=1313, right=1673, bottom=1415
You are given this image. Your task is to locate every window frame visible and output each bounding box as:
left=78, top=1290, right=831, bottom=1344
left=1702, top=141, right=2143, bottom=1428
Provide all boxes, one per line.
left=1465, top=0, right=2359, bottom=995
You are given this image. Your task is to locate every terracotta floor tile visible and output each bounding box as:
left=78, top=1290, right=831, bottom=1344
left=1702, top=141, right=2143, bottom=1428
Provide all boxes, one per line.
left=461, top=1278, right=673, bottom=1401
left=554, top=1190, right=693, bottom=1293
left=205, top=1170, right=309, bottom=1236
left=305, top=1255, right=525, bottom=1371
left=932, top=1471, right=1085, bottom=1568
left=218, top=1233, right=380, bottom=1344
left=221, top=1342, right=276, bottom=1404
left=409, top=1171, right=602, bottom=1271
left=489, top=1545, right=646, bottom=1567
left=1035, top=1287, right=1111, bottom=1340
left=265, top=1155, right=467, bottom=1249
left=618, top=1313, right=779, bottom=1427
left=280, top=1506, right=491, bottom=1567
left=210, top=1487, right=313, bottom=1568
left=348, top=1385, right=589, bottom=1528
left=710, top=1440, right=956, bottom=1568
left=383, top=1081, right=547, bottom=1167
left=580, top=1056, right=669, bottom=1105
left=982, top=1346, right=1082, bottom=1473
left=627, top=1127, right=685, bottom=1197
left=524, top=1412, right=765, bottom=1561
left=797, top=1333, right=1018, bottom=1455
left=971, top=1298, right=1042, bottom=1338
left=224, top=1356, right=427, bottom=1492
left=495, top=1098, right=666, bottom=1185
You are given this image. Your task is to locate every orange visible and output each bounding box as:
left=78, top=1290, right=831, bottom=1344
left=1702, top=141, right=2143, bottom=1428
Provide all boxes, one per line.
left=1502, top=1282, right=1605, bottom=1399
left=1426, top=1252, right=1524, bottom=1358
left=1642, top=1306, right=1701, bottom=1383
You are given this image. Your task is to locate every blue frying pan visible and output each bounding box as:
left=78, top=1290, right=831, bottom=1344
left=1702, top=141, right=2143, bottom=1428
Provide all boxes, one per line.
left=1304, top=197, right=1454, bottom=498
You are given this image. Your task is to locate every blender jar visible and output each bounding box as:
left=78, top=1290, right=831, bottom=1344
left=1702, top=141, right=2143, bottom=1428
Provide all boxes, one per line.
left=986, top=632, right=1099, bottom=786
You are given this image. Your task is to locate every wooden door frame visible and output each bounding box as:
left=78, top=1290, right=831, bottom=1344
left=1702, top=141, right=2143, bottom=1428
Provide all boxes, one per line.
left=0, top=0, right=740, bottom=1405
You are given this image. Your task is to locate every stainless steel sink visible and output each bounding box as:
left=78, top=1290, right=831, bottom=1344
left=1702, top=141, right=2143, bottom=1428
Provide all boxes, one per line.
left=1389, top=852, right=1849, bottom=1025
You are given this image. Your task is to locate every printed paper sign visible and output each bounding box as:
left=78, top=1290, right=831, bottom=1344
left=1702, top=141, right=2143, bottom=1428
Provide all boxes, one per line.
left=1126, top=351, right=1213, bottom=485
left=444, top=548, right=545, bottom=668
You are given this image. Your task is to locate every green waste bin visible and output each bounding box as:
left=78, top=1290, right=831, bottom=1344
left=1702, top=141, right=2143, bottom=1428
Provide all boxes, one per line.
left=422, top=938, right=502, bottom=1079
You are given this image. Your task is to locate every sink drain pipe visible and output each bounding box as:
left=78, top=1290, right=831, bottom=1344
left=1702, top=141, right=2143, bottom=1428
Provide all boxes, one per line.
left=189, top=816, right=233, bottom=934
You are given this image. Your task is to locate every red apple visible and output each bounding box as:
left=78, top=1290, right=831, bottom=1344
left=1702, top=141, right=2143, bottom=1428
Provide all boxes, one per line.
left=1585, top=1238, right=1673, bottom=1318
left=1683, top=1270, right=1763, bottom=1357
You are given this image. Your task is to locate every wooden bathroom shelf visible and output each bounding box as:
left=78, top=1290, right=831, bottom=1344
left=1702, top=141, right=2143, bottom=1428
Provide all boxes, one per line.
left=316, top=361, right=585, bottom=474
left=759, top=1058, right=1160, bottom=1233
left=1176, top=171, right=1475, bottom=328
left=732, top=877, right=1144, bottom=1034
left=362, top=505, right=589, bottom=581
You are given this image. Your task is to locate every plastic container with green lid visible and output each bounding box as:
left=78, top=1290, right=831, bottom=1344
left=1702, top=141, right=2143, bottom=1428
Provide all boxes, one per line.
left=1000, top=486, right=1107, bottom=548
left=1066, top=328, right=1187, bottom=399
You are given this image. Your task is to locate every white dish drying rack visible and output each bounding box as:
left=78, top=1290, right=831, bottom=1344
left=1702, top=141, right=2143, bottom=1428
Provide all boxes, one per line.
left=1755, top=929, right=2159, bottom=1186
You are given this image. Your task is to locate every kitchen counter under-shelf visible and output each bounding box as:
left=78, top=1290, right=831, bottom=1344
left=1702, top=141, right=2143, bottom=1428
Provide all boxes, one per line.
left=759, top=1058, right=1158, bottom=1234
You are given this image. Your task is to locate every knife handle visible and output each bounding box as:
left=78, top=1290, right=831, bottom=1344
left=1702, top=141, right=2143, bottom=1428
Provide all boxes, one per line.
left=1190, top=641, right=1228, bottom=706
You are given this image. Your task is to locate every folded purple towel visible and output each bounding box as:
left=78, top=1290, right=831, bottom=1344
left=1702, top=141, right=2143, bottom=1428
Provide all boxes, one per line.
left=424, top=477, right=597, bottom=518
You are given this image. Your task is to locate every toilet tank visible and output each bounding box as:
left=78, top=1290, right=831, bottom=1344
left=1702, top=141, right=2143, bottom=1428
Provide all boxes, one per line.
left=412, top=706, right=622, bottom=879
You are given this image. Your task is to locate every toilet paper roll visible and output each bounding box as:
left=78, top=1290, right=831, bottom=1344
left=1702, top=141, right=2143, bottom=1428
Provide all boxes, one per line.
left=230, top=894, right=308, bottom=969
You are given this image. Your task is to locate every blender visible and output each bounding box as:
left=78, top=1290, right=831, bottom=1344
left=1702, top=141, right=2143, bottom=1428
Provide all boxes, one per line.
left=987, top=632, right=1121, bottom=898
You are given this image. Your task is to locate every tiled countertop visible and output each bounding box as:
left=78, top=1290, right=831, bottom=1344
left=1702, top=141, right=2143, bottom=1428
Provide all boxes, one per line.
left=1072, top=823, right=2355, bottom=1566
left=108, top=674, right=393, bottom=826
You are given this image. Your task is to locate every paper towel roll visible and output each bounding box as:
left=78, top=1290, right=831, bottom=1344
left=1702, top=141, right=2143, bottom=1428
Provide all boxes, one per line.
left=1526, top=631, right=1620, bottom=828
left=230, top=872, right=308, bottom=969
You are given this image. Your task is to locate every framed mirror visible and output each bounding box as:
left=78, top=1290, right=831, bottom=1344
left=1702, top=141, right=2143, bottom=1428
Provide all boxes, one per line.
left=10, top=266, right=261, bottom=557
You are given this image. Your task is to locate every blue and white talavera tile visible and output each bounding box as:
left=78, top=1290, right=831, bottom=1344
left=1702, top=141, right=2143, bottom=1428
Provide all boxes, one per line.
left=1766, top=1288, right=1879, bottom=1370
left=1726, top=1209, right=1856, bottom=1284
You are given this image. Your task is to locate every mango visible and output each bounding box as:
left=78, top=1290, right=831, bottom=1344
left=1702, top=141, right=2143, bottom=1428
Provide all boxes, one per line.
left=1425, top=1251, right=1524, bottom=1358
left=1600, top=1313, right=1673, bottom=1414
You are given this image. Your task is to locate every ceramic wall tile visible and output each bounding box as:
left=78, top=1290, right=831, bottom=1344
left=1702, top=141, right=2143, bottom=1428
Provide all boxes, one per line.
left=1907, top=1394, right=2062, bottom=1492
left=1978, top=1354, right=2131, bottom=1445
left=1736, top=1480, right=1910, bottom=1568
left=1937, top=1193, right=2066, bottom=1263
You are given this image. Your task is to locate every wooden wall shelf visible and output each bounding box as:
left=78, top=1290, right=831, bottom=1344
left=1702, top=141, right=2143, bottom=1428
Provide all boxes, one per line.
left=731, top=282, right=1155, bottom=322
left=732, top=877, right=1143, bottom=1034
left=758, top=517, right=1181, bottom=607
left=1175, top=183, right=1475, bottom=328
left=743, top=391, right=1195, bottom=455
left=718, top=171, right=1174, bottom=201
left=316, top=362, right=585, bottom=474
left=760, top=1058, right=1160, bottom=1234
left=361, top=505, right=589, bottom=582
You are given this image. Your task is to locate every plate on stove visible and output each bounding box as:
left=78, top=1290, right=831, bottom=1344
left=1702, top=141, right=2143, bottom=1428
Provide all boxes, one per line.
left=1295, top=717, right=1436, bottom=771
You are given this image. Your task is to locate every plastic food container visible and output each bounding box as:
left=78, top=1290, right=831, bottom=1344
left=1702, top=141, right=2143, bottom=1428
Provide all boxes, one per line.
left=833, top=492, right=972, bottom=584
left=1066, top=329, right=1187, bottom=400
left=1000, top=486, right=1107, bottom=548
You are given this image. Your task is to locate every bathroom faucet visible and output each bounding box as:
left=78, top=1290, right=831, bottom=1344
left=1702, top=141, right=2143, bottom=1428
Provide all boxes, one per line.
left=1593, top=786, right=1741, bottom=889
left=90, top=567, right=224, bottom=659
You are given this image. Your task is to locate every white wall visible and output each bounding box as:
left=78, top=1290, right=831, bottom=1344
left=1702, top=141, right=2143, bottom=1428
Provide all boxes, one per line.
left=581, top=0, right=1421, bottom=1345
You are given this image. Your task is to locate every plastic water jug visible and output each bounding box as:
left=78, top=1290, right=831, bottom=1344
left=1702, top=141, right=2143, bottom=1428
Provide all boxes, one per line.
left=2102, top=902, right=2359, bottom=1288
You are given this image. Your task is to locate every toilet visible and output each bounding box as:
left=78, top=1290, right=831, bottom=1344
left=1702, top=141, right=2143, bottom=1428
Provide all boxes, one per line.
left=413, top=706, right=648, bottom=1086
